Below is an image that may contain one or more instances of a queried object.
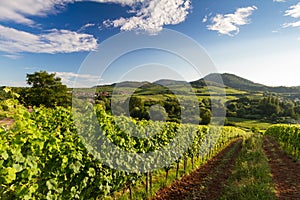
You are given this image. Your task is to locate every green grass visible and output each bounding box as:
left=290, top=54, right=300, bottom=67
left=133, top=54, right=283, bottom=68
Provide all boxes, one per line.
left=228, top=117, right=272, bottom=130
left=225, top=88, right=247, bottom=95
left=220, top=134, right=276, bottom=200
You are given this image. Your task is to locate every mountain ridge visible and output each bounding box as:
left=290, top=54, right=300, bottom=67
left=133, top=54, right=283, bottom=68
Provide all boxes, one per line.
left=95, top=73, right=300, bottom=95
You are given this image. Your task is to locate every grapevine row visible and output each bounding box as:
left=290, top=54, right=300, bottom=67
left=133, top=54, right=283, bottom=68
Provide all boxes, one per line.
left=0, top=98, right=246, bottom=199
left=265, top=124, right=300, bottom=160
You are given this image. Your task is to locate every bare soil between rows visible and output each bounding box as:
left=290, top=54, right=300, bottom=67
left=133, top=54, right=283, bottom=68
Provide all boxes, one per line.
left=152, top=139, right=242, bottom=200
left=0, top=118, right=14, bottom=128
left=263, top=136, right=300, bottom=200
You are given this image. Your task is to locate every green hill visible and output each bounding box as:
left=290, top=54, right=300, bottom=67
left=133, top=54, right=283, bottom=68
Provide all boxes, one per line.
left=191, top=73, right=266, bottom=91
left=191, top=73, right=300, bottom=96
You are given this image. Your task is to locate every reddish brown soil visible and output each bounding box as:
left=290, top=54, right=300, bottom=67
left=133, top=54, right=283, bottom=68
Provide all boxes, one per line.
left=0, top=118, right=14, bottom=128
left=263, top=136, right=300, bottom=200
left=152, top=139, right=242, bottom=200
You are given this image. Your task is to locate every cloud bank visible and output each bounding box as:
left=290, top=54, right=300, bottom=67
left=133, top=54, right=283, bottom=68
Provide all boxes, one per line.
left=0, top=25, right=98, bottom=54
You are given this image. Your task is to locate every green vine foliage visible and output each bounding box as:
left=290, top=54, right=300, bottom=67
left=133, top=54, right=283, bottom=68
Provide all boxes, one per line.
left=0, top=91, right=246, bottom=199
left=265, top=124, right=300, bottom=160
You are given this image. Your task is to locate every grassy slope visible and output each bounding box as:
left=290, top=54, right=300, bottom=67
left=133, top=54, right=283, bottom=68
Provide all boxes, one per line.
left=227, top=117, right=272, bottom=131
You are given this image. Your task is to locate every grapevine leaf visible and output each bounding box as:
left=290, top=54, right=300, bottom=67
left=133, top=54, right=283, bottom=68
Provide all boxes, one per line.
left=5, top=167, right=17, bottom=184
left=1, top=151, right=8, bottom=160
left=88, top=167, right=96, bottom=177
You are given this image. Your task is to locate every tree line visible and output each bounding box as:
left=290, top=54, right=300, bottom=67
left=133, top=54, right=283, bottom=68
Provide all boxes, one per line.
left=226, top=96, right=300, bottom=123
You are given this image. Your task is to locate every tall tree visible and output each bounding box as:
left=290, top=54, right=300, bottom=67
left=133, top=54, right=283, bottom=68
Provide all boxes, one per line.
left=25, top=71, right=71, bottom=107
left=200, top=108, right=212, bottom=125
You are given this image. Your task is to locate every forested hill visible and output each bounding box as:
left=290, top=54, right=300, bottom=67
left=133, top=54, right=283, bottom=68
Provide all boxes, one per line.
left=191, top=73, right=300, bottom=94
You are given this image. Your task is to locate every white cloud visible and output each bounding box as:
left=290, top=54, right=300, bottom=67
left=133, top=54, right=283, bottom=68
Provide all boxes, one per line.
left=0, top=70, right=94, bottom=87
left=285, top=3, right=300, bottom=18
left=24, top=67, right=38, bottom=70
left=283, top=3, right=300, bottom=30
left=202, top=15, right=208, bottom=23
left=2, top=54, right=23, bottom=59
left=54, top=71, right=99, bottom=79
left=0, top=25, right=98, bottom=54
left=53, top=71, right=100, bottom=87
left=207, top=6, right=257, bottom=36
left=273, top=0, right=286, bottom=2
left=78, top=23, right=95, bottom=32
left=103, top=0, right=191, bottom=34
left=0, top=80, right=27, bottom=87
left=0, top=0, right=146, bottom=26
left=0, top=0, right=74, bottom=25
left=283, top=21, right=300, bottom=28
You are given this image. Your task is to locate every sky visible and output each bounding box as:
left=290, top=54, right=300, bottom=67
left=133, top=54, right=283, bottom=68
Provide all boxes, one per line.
left=0, top=0, right=300, bottom=87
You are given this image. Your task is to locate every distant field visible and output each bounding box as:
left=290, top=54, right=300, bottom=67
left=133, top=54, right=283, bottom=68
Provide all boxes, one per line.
left=227, top=117, right=272, bottom=130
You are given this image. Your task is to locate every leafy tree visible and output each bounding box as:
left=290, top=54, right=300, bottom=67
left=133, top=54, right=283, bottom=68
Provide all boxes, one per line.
left=282, top=101, right=295, bottom=118
left=149, top=104, right=167, bottom=121
left=129, top=96, right=143, bottom=112
left=258, top=96, right=280, bottom=117
left=128, top=96, right=149, bottom=120
left=0, top=87, right=9, bottom=101
left=202, top=98, right=211, bottom=108
left=200, top=108, right=212, bottom=125
left=24, top=71, right=71, bottom=107
left=163, top=98, right=181, bottom=121
left=294, top=105, right=300, bottom=116
left=227, top=102, right=237, bottom=112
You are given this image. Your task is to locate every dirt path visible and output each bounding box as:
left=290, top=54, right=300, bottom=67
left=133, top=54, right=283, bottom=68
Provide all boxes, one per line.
left=152, top=139, right=242, bottom=200
left=263, top=136, right=300, bottom=200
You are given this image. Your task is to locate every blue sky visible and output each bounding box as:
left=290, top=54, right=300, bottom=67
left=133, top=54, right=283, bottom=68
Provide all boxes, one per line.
left=0, top=0, right=299, bottom=87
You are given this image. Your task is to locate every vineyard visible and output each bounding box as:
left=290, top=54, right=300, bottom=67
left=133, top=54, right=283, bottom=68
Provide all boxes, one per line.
left=1, top=0, right=300, bottom=198
left=0, top=93, right=300, bottom=199
left=265, top=124, right=300, bottom=160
